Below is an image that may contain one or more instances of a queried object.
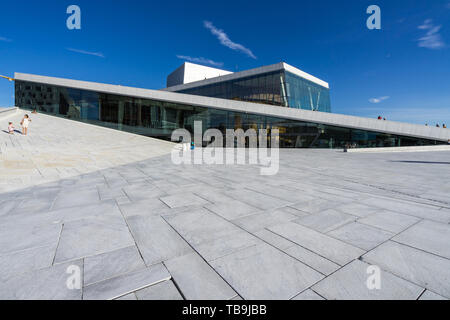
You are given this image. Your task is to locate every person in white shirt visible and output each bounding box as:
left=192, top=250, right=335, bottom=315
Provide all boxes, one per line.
left=20, top=114, right=32, bottom=136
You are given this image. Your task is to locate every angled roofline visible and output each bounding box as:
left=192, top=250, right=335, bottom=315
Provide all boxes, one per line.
left=282, top=63, right=329, bottom=88
left=14, top=72, right=450, bottom=142
left=163, top=62, right=330, bottom=92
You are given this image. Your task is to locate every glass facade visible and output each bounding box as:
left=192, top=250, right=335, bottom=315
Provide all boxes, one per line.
left=15, top=80, right=443, bottom=149
left=175, top=70, right=331, bottom=113
left=177, top=71, right=286, bottom=107
left=284, top=72, right=331, bottom=112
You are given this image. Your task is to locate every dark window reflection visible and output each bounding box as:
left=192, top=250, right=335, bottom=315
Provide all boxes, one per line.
left=177, top=70, right=331, bottom=113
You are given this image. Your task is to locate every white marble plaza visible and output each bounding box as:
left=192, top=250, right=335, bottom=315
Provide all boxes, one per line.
left=1, top=110, right=449, bottom=300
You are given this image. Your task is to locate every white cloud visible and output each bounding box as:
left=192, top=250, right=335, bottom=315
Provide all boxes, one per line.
left=67, top=48, right=104, bottom=58
left=204, top=21, right=256, bottom=59
left=176, top=55, right=224, bottom=68
left=417, top=19, right=445, bottom=49
left=417, top=19, right=432, bottom=30
left=0, top=36, right=12, bottom=42
left=369, top=96, right=390, bottom=104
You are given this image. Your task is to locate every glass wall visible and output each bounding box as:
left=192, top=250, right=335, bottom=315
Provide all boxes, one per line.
left=15, top=80, right=443, bottom=149
left=284, top=71, right=331, bottom=113
left=178, top=71, right=286, bottom=107
left=175, top=70, right=331, bottom=113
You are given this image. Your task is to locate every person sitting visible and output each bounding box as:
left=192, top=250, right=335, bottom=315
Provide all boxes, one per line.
left=8, top=122, right=14, bottom=134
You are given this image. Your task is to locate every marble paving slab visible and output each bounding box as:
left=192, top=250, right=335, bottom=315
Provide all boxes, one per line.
left=293, top=209, right=357, bottom=233
left=0, top=260, right=83, bottom=300
left=269, top=222, right=365, bottom=266
left=312, top=260, right=423, bottom=300
left=135, top=280, right=183, bottom=300
left=126, top=215, right=193, bottom=266
left=362, top=241, right=450, bottom=299
left=328, top=222, right=394, bottom=251
left=83, top=245, right=146, bottom=286
left=83, top=263, right=171, bottom=300
left=393, top=220, right=450, bottom=259
left=54, top=215, right=135, bottom=263
left=211, top=243, right=323, bottom=300
left=165, top=252, right=236, bottom=300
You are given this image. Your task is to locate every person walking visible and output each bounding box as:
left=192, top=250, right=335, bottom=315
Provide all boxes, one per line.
left=20, top=114, right=32, bottom=135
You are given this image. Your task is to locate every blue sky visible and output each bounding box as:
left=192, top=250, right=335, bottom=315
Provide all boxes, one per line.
left=1, top=0, right=449, bottom=125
